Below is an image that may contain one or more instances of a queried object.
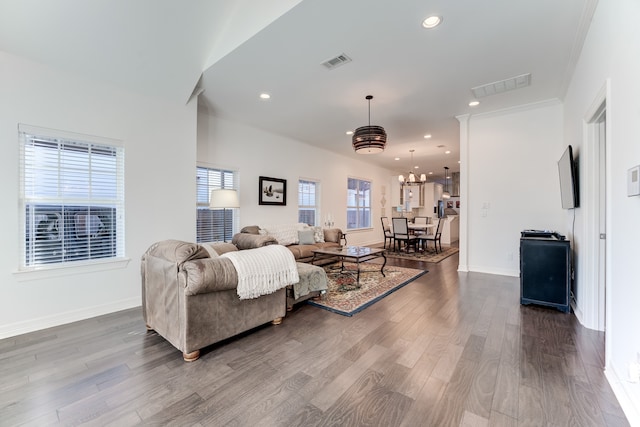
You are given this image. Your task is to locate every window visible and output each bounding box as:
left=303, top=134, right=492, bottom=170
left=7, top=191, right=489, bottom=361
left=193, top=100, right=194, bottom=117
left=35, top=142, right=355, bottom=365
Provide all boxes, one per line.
left=196, top=166, right=237, bottom=242
left=298, top=179, right=319, bottom=226
left=346, top=177, right=371, bottom=230
left=19, top=125, right=125, bottom=268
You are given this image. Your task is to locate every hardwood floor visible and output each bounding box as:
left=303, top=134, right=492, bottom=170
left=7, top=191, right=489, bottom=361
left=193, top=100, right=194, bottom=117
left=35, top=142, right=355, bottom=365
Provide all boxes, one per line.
left=0, top=253, right=630, bottom=426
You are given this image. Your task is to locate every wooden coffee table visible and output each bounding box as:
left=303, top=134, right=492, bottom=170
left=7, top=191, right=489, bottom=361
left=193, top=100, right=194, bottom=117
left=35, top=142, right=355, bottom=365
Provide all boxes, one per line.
left=311, top=246, right=386, bottom=289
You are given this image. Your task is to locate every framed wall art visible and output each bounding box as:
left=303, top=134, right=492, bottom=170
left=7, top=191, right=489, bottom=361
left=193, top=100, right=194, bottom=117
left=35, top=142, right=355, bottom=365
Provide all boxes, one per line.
left=259, top=176, right=287, bottom=205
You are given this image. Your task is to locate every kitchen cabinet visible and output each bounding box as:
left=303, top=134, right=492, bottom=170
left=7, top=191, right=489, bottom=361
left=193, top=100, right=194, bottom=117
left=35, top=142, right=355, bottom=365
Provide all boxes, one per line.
left=390, top=177, right=424, bottom=209
left=402, top=186, right=423, bottom=208
left=422, top=183, right=443, bottom=215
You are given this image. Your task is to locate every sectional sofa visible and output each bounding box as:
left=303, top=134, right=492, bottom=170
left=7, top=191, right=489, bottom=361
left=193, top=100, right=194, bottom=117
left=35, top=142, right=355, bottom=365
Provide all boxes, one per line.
left=236, top=224, right=345, bottom=263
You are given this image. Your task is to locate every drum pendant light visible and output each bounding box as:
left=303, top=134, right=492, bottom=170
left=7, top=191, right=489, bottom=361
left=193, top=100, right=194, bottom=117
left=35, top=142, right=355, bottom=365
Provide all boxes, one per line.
left=352, top=95, right=387, bottom=154
left=442, top=166, right=451, bottom=199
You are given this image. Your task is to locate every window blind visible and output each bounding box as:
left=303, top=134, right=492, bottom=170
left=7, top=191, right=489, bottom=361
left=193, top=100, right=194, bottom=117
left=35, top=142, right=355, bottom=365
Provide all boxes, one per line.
left=19, top=125, right=125, bottom=267
left=196, top=166, right=238, bottom=242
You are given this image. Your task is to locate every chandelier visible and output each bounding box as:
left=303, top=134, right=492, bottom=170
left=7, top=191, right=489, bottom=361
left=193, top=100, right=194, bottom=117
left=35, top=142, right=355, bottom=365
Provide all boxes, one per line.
left=398, top=149, right=426, bottom=185
left=352, top=95, right=387, bottom=154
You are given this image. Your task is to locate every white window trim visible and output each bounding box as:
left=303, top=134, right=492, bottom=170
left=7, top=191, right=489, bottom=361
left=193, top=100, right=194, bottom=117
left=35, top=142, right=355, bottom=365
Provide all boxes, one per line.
left=13, top=257, right=131, bottom=281
left=298, top=178, right=320, bottom=226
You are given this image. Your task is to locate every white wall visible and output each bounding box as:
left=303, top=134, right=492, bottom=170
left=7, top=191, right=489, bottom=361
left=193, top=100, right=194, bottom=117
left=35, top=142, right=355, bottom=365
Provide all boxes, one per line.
left=563, top=0, right=640, bottom=422
left=197, top=111, right=393, bottom=246
left=464, top=101, right=565, bottom=276
left=0, top=52, right=197, bottom=338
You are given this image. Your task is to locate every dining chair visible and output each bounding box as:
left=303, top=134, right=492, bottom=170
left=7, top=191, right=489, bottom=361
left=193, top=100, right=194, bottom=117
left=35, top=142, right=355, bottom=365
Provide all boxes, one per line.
left=391, top=217, right=418, bottom=253
left=412, top=216, right=429, bottom=236
left=418, top=217, right=444, bottom=253
left=380, top=217, right=394, bottom=250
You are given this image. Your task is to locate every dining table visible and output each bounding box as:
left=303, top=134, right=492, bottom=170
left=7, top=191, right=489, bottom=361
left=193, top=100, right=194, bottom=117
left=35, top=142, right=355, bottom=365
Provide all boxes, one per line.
left=407, top=223, right=436, bottom=235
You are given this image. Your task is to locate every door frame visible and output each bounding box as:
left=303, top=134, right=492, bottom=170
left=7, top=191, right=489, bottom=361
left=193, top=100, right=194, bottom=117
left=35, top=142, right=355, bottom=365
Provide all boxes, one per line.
left=580, top=80, right=611, bottom=345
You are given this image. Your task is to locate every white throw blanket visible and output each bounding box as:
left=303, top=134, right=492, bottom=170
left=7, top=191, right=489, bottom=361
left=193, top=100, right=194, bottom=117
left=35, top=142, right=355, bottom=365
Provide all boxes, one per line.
left=221, top=245, right=299, bottom=300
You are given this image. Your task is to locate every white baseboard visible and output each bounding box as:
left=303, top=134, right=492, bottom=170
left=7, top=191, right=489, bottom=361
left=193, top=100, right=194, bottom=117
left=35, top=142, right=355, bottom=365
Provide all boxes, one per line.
left=467, top=265, right=520, bottom=277
left=458, top=264, right=469, bottom=272
left=0, top=297, right=141, bottom=340
left=571, top=300, right=585, bottom=325
left=605, top=364, right=640, bottom=426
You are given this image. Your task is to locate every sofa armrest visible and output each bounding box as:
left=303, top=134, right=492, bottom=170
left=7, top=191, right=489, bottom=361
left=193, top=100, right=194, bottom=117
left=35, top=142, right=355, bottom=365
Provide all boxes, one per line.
left=144, top=239, right=209, bottom=266
left=232, top=233, right=278, bottom=250
left=323, top=228, right=343, bottom=244
left=182, top=258, right=238, bottom=296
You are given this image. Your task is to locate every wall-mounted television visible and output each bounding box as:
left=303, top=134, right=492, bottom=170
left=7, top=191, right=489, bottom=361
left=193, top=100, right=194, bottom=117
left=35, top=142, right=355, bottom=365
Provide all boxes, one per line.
left=558, top=145, right=579, bottom=209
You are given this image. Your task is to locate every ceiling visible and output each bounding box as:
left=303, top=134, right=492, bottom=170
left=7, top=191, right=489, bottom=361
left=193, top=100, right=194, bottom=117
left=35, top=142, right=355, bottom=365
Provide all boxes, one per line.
left=0, top=0, right=596, bottom=181
left=198, top=0, right=596, bottom=180
left=0, top=0, right=302, bottom=103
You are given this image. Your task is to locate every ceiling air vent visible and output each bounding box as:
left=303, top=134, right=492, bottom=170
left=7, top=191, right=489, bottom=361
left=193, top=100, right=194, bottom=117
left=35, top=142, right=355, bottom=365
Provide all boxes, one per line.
left=321, top=53, right=352, bottom=70
left=472, top=73, right=531, bottom=98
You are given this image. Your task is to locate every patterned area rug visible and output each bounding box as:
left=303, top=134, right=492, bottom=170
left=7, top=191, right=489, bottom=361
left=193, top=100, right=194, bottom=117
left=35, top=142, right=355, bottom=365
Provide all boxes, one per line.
left=307, top=262, right=427, bottom=316
left=384, top=246, right=459, bottom=263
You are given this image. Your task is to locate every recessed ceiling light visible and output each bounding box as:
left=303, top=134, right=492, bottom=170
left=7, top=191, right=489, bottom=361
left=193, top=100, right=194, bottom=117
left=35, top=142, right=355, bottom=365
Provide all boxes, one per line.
left=428, top=172, right=433, bottom=175
left=423, top=134, right=432, bottom=139
left=346, top=130, right=354, bottom=135
left=414, top=166, right=419, bottom=169
left=259, top=93, right=271, bottom=99
left=422, top=15, right=442, bottom=29
left=394, top=157, right=400, bottom=161
left=445, top=150, right=451, bottom=154
left=468, top=100, right=480, bottom=107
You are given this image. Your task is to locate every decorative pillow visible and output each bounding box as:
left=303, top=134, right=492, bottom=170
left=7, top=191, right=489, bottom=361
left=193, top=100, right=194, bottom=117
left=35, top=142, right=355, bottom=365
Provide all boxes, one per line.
left=312, top=226, right=325, bottom=243
left=261, top=224, right=302, bottom=245
left=240, top=225, right=260, bottom=235
left=298, top=229, right=315, bottom=245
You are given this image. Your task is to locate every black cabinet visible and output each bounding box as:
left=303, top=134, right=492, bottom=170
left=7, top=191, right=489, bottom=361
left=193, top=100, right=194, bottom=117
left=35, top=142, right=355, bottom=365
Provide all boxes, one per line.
left=520, top=232, right=571, bottom=313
